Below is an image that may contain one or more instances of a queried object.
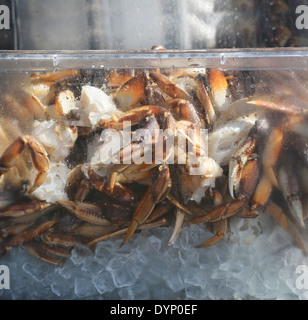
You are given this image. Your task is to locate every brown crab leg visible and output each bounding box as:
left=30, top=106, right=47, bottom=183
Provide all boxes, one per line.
left=24, top=243, right=64, bottom=266
left=0, top=201, right=50, bottom=218
left=121, top=165, right=171, bottom=246
left=88, top=167, right=136, bottom=205
left=145, top=203, right=172, bottom=223
left=99, top=105, right=162, bottom=130
left=1, top=223, right=30, bottom=237
left=88, top=218, right=168, bottom=247
left=3, top=220, right=58, bottom=250
left=166, top=194, right=195, bottom=216
left=262, top=127, right=283, bottom=190
left=194, top=74, right=216, bottom=127
left=188, top=199, right=244, bottom=224
left=196, top=219, right=228, bottom=248
left=149, top=70, right=191, bottom=101
left=250, top=174, right=273, bottom=215
left=39, top=242, right=72, bottom=259
left=41, top=229, right=81, bottom=247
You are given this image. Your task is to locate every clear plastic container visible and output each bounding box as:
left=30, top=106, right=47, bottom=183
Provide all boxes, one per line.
left=1, top=49, right=308, bottom=300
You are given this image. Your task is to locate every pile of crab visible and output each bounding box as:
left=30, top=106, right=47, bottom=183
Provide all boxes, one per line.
left=0, top=63, right=308, bottom=266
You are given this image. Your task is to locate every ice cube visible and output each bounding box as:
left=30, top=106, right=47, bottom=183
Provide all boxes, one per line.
left=106, top=255, right=142, bottom=288
left=74, top=275, right=98, bottom=298
left=70, top=244, right=92, bottom=266
left=92, top=270, right=115, bottom=295
left=118, top=281, right=150, bottom=300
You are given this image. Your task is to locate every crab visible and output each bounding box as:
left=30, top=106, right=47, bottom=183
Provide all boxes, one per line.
left=187, top=93, right=308, bottom=253
left=1, top=64, right=308, bottom=266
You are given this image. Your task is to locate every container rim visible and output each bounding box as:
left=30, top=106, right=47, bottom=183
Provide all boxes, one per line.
left=1, top=47, right=308, bottom=72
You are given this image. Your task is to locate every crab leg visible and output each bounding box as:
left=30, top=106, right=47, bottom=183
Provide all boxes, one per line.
left=194, top=74, right=216, bottom=127
left=250, top=174, right=273, bottom=215
left=277, top=153, right=305, bottom=228
left=196, top=219, right=228, bottom=248
left=262, top=127, right=283, bottom=190
left=149, top=70, right=191, bottom=101
left=39, top=242, right=72, bottom=259
left=0, top=201, right=50, bottom=218
left=0, top=135, right=49, bottom=192
left=1, top=220, right=57, bottom=252
left=121, top=165, right=171, bottom=246
left=41, top=229, right=81, bottom=247
left=267, top=202, right=308, bottom=255
left=88, top=218, right=168, bottom=247
left=88, top=167, right=136, bottom=205
left=99, top=105, right=162, bottom=130
left=188, top=199, right=244, bottom=224
left=24, top=243, right=64, bottom=266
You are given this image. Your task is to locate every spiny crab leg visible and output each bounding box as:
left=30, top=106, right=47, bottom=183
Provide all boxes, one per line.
left=0, top=135, right=49, bottom=193
left=121, top=164, right=171, bottom=246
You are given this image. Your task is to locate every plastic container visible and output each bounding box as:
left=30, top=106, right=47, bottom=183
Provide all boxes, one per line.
left=1, top=49, right=308, bottom=300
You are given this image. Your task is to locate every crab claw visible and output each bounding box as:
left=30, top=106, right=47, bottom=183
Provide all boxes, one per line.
left=278, top=155, right=305, bottom=228
left=168, top=209, right=185, bottom=246
left=58, top=200, right=112, bottom=226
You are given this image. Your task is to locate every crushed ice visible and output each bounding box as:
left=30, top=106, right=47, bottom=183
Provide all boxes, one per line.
left=1, top=212, right=308, bottom=300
